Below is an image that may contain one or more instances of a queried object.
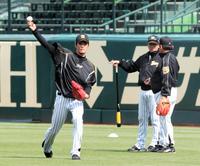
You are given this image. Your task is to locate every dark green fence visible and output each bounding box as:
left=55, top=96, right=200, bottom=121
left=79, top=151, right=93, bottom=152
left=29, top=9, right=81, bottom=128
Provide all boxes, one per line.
left=0, top=34, right=200, bottom=125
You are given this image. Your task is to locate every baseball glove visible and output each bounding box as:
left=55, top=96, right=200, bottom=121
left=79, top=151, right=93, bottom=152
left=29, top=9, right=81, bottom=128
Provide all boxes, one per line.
left=71, top=80, right=87, bottom=100
left=156, top=97, right=170, bottom=116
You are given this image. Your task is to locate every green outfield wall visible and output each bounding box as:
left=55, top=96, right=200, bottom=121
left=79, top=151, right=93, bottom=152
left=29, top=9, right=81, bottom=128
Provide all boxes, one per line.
left=0, top=34, right=200, bottom=125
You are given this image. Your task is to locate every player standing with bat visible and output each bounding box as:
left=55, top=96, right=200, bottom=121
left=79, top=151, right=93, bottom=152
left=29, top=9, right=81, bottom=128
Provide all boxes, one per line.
left=110, top=35, right=160, bottom=152
left=27, top=17, right=96, bottom=160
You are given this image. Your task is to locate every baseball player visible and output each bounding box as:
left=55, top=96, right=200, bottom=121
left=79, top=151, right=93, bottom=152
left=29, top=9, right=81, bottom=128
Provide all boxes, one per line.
left=110, top=35, right=160, bottom=152
left=143, top=36, right=179, bottom=152
left=27, top=19, right=96, bottom=160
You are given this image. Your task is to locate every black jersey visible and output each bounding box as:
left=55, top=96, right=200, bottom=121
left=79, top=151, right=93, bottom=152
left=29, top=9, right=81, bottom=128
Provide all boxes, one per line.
left=119, top=51, right=158, bottom=90
left=33, top=30, right=96, bottom=98
left=143, top=51, right=179, bottom=96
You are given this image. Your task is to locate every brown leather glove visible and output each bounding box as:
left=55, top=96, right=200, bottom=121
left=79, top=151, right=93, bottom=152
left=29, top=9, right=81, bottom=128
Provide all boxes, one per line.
left=71, top=80, right=87, bottom=100
left=156, top=96, right=170, bottom=116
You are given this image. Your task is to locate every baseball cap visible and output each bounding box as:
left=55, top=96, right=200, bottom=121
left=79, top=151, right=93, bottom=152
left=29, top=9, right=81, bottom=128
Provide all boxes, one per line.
left=159, top=36, right=174, bottom=49
left=76, top=34, right=89, bottom=44
left=148, top=35, right=159, bottom=44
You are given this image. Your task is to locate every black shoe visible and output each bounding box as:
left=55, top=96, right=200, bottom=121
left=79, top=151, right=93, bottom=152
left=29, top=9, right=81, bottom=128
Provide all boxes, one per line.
left=44, top=151, right=53, bottom=158
left=127, top=145, right=146, bottom=152
left=170, top=146, right=176, bottom=152
left=72, top=154, right=80, bottom=160
left=169, top=144, right=176, bottom=152
left=42, top=140, right=53, bottom=158
left=163, top=145, right=176, bottom=153
left=151, top=145, right=165, bottom=152
left=147, top=145, right=155, bottom=152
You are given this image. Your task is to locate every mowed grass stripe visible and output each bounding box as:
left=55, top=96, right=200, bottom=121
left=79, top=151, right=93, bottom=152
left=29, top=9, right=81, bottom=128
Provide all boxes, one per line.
left=0, top=123, right=199, bottom=166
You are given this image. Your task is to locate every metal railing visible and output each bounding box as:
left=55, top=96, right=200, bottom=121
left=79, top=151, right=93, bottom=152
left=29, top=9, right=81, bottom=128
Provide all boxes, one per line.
left=61, top=0, right=198, bottom=34
left=0, top=0, right=199, bottom=34
left=42, top=0, right=167, bottom=34
left=165, top=0, right=199, bottom=23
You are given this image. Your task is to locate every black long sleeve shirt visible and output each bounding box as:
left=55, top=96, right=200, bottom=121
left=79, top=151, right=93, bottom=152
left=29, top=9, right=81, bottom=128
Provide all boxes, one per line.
left=143, top=51, right=179, bottom=96
left=119, top=51, right=158, bottom=90
left=32, top=30, right=96, bottom=98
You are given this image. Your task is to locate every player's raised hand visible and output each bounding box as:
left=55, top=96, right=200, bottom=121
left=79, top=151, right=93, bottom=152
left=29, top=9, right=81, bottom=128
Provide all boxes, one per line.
left=26, top=16, right=36, bottom=31
left=110, top=60, right=120, bottom=67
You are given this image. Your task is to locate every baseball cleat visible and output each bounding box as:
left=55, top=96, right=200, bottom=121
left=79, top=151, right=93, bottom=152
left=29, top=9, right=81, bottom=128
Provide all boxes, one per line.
left=127, top=145, right=146, bottom=152
left=42, top=140, right=53, bottom=158
left=163, top=145, right=176, bottom=153
left=150, top=145, right=165, bottom=152
left=72, top=154, right=80, bottom=160
left=44, top=151, right=53, bottom=158
left=147, top=145, right=155, bottom=152
left=170, top=146, right=176, bottom=152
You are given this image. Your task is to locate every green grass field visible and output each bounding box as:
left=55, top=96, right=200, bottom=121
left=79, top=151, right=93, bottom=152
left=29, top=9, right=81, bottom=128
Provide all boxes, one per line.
left=0, top=123, right=199, bottom=166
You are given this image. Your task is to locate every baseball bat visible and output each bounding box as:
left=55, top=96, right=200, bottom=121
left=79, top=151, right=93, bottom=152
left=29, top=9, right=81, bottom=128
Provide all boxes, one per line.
left=115, top=65, right=121, bottom=127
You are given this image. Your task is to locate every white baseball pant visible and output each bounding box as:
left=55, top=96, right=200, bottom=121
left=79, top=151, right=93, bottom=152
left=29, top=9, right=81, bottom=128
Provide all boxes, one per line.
left=42, top=92, right=84, bottom=157
left=135, top=89, right=160, bottom=149
left=154, top=87, right=177, bottom=147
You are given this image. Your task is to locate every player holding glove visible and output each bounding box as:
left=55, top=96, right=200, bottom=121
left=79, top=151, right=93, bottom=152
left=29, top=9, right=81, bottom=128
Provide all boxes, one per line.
left=144, top=36, right=179, bottom=152
left=71, top=80, right=88, bottom=100
left=27, top=17, right=96, bottom=160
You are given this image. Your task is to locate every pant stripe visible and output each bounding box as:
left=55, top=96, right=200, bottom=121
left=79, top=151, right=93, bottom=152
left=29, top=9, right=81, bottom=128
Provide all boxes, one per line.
left=43, top=94, right=84, bottom=156
left=136, top=90, right=159, bottom=149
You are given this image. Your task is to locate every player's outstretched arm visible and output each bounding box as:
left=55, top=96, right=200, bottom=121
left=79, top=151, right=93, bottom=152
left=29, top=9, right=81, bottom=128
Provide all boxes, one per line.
left=110, top=59, right=138, bottom=73
left=26, top=16, right=55, bottom=54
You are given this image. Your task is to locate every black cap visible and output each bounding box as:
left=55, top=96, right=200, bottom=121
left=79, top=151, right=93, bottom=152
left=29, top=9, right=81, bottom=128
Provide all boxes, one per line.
left=148, top=35, right=159, bottom=43
left=76, top=34, right=89, bottom=44
left=159, top=36, right=173, bottom=49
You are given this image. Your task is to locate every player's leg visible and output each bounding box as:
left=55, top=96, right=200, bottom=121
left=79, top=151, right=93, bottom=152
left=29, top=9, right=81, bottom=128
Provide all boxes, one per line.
left=152, top=115, right=167, bottom=153
left=164, top=87, right=177, bottom=152
left=148, top=90, right=160, bottom=151
left=42, top=94, right=68, bottom=155
left=153, top=89, right=177, bottom=152
left=150, top=92, right=166, bottom=152
left=165, top=103, right=175, bottom=144
left=130, top=90, right=148, bottom=151
left=70, top=99, right=84, bottom=159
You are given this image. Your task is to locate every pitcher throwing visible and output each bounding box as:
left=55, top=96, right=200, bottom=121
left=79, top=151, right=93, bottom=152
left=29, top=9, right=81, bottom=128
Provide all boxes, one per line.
left=27, top=17, right=96, bottom=160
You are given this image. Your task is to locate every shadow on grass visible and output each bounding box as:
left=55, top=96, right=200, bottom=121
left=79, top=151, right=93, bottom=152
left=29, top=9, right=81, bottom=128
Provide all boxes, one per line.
left=0, top=155, right=69, bottom=159
left=84, top=148, right=147, bottom=153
